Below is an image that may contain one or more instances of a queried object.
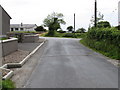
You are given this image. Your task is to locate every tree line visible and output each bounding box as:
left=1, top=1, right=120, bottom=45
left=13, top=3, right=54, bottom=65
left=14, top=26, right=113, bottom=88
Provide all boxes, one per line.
left=35, top=12, right=118, bottom=36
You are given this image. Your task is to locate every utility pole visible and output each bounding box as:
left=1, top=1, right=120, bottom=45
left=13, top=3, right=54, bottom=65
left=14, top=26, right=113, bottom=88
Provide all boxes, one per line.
left=74, top=13, right=76, bottom=37
left=95, top=0, right=97, bottom=27
left=74, top=13, right=75, bottom=32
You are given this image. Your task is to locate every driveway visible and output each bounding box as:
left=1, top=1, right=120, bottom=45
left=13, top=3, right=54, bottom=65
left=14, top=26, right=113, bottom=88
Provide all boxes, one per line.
left=24, top=37, right=118, bottom=88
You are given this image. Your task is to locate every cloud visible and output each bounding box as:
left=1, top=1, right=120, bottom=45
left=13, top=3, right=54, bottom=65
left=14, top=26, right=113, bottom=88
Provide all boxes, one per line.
left=1, top=0, right=119, bottom=30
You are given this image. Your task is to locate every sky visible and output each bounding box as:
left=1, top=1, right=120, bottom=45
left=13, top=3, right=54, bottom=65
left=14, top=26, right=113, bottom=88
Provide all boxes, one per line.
left=1, top=0, right=119, bottom=31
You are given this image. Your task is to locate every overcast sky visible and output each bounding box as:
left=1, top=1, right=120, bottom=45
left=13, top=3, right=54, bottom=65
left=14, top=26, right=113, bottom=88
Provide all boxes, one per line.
left=1, top=0, right=119, bottom=30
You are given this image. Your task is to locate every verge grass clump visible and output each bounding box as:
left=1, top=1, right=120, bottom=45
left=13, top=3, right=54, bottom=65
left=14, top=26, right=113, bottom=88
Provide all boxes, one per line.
left=1, top=79, right=16, bottom=90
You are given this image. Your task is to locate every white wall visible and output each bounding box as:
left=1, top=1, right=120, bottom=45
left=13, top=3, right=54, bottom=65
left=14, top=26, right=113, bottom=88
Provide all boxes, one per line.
left=10, top=26, right=37, bottom=31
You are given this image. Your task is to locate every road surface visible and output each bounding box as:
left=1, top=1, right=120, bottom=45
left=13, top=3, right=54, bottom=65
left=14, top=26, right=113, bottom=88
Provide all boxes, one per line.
left=25, top=37, right=118, bottom=88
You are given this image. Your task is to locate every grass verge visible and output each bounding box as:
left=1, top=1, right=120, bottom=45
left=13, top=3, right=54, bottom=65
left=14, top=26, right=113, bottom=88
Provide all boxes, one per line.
left=42, top=31, right=86, bottom=38
left=80, top=38, right=120, bottom=60
left=11, top=31, right=37, bottom=33
left=1, top=79, right=15, bottom=89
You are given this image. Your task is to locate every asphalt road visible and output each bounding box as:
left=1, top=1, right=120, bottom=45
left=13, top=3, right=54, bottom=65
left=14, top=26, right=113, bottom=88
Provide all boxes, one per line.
left=25, top=37, right=118, bottom=88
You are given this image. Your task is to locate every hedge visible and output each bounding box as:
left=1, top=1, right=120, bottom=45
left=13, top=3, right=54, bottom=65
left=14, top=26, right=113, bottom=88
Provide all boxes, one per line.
left=87, top=27, right=120, bottom=46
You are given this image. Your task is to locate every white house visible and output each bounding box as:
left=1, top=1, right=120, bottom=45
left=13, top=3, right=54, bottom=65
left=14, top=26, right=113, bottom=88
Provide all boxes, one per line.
left=10, top=23, right=37, bottom=31
left=0, top=5, right=11, bottom=36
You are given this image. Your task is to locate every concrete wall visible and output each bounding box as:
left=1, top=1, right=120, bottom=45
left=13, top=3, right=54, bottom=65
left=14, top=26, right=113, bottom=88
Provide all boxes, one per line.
left=0, top=38, right=18, bottom=56
left=0, top=7, right=3, bottom=66
left=2, top=9, right=11, bottom=35
left=0, top=7, right=2, bottom=35
left=22, top=35, right=39, bottom=43
left=0, top=6, right=11, bottom=36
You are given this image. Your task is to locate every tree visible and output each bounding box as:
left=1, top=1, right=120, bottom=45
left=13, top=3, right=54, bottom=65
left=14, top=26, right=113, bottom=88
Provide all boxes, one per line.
left=35, top=26, right=46, bottom=32
left=43, top=12, right=66, bottom=31
left=76, top=28, right=86, bottom=33
left=90, top=12, right=104, bottom=26
left=67, top=26, right=73, bottom=32
left=97, top=21, right=111, bottom=28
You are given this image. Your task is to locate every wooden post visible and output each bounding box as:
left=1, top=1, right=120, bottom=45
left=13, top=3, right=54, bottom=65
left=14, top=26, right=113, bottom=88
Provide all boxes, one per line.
left=95, top=0, right=97, bottom=27
left=74, top=13, right=76, bottom=37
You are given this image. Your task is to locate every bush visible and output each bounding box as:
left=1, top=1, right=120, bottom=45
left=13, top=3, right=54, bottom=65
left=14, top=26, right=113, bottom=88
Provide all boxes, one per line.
left=57, top=30, right=66, bottom=33
left=63, top=33, right=75, bottom=38
left=97, top=21, right=111, bottom=28
left=2, top=79, right=15, bottom=89
left=45, top=31, right=64, bottom=37
left=76, top=28, right=86, bottom=33
left=81, top=27, right=120, bottom=60
left=35, top=26, right=46, bottom=32
left=75, top=33, right=86, bottom=38
left=87, top=27, right=120, bottom=46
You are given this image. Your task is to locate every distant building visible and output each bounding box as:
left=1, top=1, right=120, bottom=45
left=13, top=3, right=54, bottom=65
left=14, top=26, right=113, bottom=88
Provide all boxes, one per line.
left=10, top=23, right=37, bottom=31
left=0, top=5, right=11, bottom=36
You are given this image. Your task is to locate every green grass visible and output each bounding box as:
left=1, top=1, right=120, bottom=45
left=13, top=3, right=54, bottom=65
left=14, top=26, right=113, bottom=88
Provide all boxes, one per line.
left=11, top=31, right=37, bottom=33
left=80, top=38, right=120, bottom=60
left=0, top=37, right=8, bottom=40
left=1, top=79, right=15, bottom=89
left=40, top=32, right=48, bottom=37
left=43, top=31, right=86, bottom=38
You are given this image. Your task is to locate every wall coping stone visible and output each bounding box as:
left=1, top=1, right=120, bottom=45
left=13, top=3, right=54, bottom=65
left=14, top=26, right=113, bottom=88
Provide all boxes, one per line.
left=0, top=38, right=18, bottom=43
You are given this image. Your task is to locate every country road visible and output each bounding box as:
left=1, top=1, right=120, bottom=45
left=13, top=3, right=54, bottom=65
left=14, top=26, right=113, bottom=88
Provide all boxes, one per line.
left=25, top=37, right=118, bottom=88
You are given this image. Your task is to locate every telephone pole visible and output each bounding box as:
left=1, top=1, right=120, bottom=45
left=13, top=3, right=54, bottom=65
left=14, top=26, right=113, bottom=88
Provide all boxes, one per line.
left=74, top=13, right=76, bottom=37
left=74, top=13, right=75, bottom=31
left=95, top=0, right=97, bottom=27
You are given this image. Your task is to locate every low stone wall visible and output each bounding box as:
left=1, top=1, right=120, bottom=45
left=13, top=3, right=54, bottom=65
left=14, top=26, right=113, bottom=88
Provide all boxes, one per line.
left=0, top=38, right=18, bottom=56
left=7, top=33, right=40, bottom=43
left=22, top=35, right=39, bottom=43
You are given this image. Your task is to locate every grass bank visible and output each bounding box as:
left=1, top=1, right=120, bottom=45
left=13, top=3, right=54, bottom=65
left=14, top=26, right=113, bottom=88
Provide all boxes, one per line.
left=80, top=27, right=120, bottom=60
left=1, top=79, right=16, bottom=90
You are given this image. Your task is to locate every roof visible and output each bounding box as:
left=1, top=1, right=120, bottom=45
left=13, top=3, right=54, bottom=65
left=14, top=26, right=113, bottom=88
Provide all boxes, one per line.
left=10, top=24, right=37, bottom=29
left=0, top=5, right=12, bottom=19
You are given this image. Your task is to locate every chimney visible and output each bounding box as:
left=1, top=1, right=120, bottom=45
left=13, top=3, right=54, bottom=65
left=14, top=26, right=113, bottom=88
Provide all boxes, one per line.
left=21, top=22, right=23, bottom=27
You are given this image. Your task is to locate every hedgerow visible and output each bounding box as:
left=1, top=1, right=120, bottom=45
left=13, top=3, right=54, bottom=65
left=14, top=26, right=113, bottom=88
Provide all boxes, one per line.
left=81, top=27, right=120, bottom=60
left=87, top=27, right=120, bottom=46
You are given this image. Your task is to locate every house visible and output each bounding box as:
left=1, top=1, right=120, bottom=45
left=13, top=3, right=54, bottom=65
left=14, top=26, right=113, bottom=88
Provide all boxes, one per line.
left=0, top=5, right=11, bottom=36
left=10, top=23, right=37, bottom=31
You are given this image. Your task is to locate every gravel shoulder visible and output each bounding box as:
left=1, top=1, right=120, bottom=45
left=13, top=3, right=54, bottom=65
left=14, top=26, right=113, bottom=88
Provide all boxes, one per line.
left=1, top=68, right=10, bottom=77
left=2, top=39, right=43, bottom=65
left=11, top=41, right=47, bottom=88
left=3, top=50, right=29, bottom=65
